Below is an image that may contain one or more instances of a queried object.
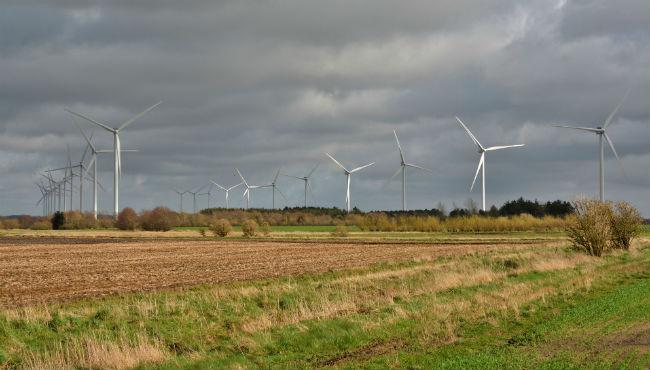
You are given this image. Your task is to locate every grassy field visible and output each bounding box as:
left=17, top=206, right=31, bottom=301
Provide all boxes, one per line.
left=0, top=233, right=648, bottom=369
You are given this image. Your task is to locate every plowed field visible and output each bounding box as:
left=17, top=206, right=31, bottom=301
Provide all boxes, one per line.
left=0, top=237, right=537, bottom=307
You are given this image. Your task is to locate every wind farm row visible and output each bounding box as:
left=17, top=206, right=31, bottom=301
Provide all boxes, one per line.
left=36, top=90, right=630, bottom=218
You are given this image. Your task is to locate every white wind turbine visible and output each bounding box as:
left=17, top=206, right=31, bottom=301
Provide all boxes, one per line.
left=455, top=116, right=525, bottom=212
left=235, top=168, right=260, bottom=209
left=325, top=153, right=374, bottom=213
left=72, top=120, right=120, bottom=219
left=281, top=162, right=320, bottom=208
left=210, top=181, right=242, bottom=209
left=388, top=130, right=431, bottom=211
left=65, top=101, right=162, bottom=218
left=552, top=90, right=630, bottom=201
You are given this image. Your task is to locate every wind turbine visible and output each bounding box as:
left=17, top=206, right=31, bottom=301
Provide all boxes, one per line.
left=210, top=181, right=242, bottom=209
left=552, top=90, right=630, bottom=201
left=388, top=130, right=431, bottom=211
left=65, top=101, right=162, bottom=218
left=455, top=116, right=525, bottom=212
left=72, top=120, right=124, bottom=219
left=186, top=185, right=207, bottom=214
left=173, top=189, right=187, bottom=213
left=325, top=153, right=374, bottom=212
left=235, top=168, right=266, bottom=209
left=281, top=162, right=319, bottom=208
left=198, top=184, right=213, bottom=210
left=262, top=168, right=287, bottom=209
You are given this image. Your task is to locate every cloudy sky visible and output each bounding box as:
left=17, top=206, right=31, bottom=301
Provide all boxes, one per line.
left=1, top=0, right=649, bottom=216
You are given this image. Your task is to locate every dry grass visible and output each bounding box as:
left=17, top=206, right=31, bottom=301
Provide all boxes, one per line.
left=24, top=335, right=167, bottom=370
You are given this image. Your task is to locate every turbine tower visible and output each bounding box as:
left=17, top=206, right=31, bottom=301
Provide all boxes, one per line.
left=281, top=162, right=319, bottom=208
left=552, top=90, right=630, bottom=201
left=455, top=116, right=525, bottom=212
left=325, top=153, right=374, bottom=213
left=388, top=130, right=431, bottom=211
left=210, top=181, right=242, bottom=209
left=65, top=101, right=162, bottom=218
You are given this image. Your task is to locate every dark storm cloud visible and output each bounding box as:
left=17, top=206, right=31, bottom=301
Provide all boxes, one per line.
left=1, top=0, right=649, bottom=215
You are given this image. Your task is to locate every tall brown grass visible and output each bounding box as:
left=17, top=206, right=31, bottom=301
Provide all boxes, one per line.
left=352, top=213, right=567, bottom=233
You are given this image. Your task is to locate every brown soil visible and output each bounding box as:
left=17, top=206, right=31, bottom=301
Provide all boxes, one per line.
left=0, top=237, right=535, bottom=307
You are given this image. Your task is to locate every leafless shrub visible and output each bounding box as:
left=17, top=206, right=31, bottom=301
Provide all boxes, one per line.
left=331, top=224, right=349, bottom=237
left=29, top=220, right=52, bottom=230
left=241, top=220, right=258, bottom=237
left=140, top=207, right=179, bottom=232
left=566, top=198, right=613, bottom=257
left=116, top=207, right=139, bottom=231
left=610, top=201, right=643, bottom=250
left=210, top=219, right=232, bottom=237
left=259, top=221, right=272, bottom=236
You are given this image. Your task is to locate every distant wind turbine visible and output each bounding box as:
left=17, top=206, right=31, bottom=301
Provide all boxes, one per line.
left=552, top=89, right=630, bottom=201
left=455, top=116, right=525, bottom=212
left=173, top=189, right=187, bottom=213
left=65, top=101, right=162, bottom=217
left=281, top=162, right=320, bottom=208
left=388, top=130, right=431, bottom=211
left=235, top=169, right=261, bottom=209
left=325, top=153, right=374, bottom=213
left=210, top=181, right=242, bottom=209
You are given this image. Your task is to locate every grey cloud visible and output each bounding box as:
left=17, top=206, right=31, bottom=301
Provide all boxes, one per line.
left=1, top=1, right=649, bottom=215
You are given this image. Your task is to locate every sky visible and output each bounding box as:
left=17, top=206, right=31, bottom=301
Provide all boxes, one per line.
left=1, top=0, right=649, bottom=216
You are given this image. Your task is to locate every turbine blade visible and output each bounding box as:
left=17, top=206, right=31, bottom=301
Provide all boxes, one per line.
left=470, top=154, right=484, bottom=191
left=235, top=168, right=248, bottom=187
left=65, top=108, right=115, bottom=133
left=604, top=88, right=631, bottom=128
left=210, top=181, right=227, bottom=191
left=552, top=125, right=601, bottom=133
left=276, top=186, right=288, bottom=201
left=118, top=101, right=162, bottom=131
left=604, top=133, right=627, bottom=180
left=382, top=167, right=403, bottom=189
left=455, top=116, right=484, bottom=150
left=350, top=162, right=375, bottom=173
left=228, top=182, right=243, bottom=191
left=393, top=129, right=405, bottom=163
left=485, top=144, right=525, bottom=151
left=80, top=142, right=90, bottom=164
left=281, top=173, right=304, bottom=180
left=274, top=168, right=281, bottom=183
left=307, top=162, right=320, bottom=178
left=405, top=163, right=432, bottom=172
left=72, top=118, right=97, bottom=152
left=326, top=152, right=348, bottom=172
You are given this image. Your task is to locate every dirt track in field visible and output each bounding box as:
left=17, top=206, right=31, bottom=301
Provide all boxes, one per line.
left=0, top=237, right=537, bottom=307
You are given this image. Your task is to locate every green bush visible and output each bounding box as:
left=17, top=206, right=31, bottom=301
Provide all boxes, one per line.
left=241, top=220, right=258, bottom=238
left=610, top=201, right=643, bottom=250
left=116, top=207, right=139, bottom=230
left=567, top=199, right=613, bottom=257
left=51, top=212, right=65, bottom=230
left=210, top=219, right=232, bottom=237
